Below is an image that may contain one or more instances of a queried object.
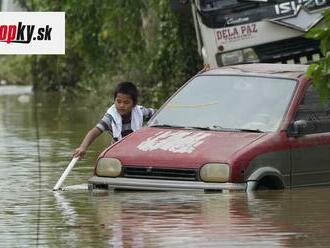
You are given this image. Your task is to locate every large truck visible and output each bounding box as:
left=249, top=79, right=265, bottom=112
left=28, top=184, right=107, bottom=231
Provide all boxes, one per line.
left=177, top=0, right=330, bottom=67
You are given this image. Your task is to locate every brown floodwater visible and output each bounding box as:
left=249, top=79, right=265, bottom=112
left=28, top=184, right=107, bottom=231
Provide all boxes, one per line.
left=1, top=85, right=330, bottom=247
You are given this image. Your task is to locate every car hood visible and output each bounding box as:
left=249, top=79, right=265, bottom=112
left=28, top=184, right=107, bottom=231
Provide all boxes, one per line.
left=102, top=127, right=266, bottom=169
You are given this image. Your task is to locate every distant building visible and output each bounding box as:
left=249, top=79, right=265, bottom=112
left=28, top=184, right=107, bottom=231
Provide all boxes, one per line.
left=1, top=0, right=23, bottom=11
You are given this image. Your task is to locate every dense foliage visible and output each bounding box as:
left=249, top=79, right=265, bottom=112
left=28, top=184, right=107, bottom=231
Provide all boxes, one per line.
left=306, top=9, right=330, bottom=103
left=1, top=0, right=201, bottom=106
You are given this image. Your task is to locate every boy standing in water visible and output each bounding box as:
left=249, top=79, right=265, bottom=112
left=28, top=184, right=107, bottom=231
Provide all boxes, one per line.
left=73, top=81, right=155, bottom=158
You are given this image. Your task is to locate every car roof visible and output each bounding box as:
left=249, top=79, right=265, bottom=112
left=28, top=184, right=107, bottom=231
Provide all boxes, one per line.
left=203, top=63, right=309, bottom=79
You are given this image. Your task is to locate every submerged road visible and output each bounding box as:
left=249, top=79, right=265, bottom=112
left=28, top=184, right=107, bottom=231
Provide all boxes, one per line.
left=1, top=86, right=330, bottom=247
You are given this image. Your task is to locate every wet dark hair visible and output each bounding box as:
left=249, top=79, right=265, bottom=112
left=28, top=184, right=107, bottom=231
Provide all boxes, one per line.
left=114, top=81, right=138, bottom=105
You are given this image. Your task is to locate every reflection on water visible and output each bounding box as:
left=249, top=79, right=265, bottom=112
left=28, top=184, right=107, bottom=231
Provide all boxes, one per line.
left=49, top=189, right=330, bottom=247
left=1, top=86, right=330, bottom=247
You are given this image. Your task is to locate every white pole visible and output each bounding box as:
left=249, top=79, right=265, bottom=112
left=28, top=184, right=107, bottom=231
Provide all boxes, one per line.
left=53, top=157, right=80, bottom=191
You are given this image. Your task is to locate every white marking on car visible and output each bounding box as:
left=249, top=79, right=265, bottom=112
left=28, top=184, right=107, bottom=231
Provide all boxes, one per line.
left=137, top=131, right=211, bottom=153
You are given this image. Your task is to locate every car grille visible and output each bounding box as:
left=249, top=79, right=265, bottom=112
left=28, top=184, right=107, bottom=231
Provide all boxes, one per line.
left=122, top=166, right=198, bottom=181
left=254, top=37, right=320, bottom=64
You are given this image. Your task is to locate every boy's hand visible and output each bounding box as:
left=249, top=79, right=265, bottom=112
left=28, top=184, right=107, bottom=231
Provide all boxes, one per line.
left=198, top=64, right=211, bottom=74
left=202, top=64, right=211, bottom=72
left=73, top=147, right=86, bottom=158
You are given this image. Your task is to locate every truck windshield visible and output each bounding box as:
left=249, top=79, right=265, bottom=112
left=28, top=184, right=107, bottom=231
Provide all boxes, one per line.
left=149, top=75, right=297, bottom=132
left=197, top=0, right=330, bottom=28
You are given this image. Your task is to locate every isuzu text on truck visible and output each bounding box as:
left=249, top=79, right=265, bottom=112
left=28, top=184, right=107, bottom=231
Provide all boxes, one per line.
left=185, top=0, right=330, bottom=67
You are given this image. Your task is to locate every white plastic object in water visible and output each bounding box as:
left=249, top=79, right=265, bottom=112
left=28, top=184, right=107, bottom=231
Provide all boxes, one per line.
left=53, top=157, right=79, bottom=191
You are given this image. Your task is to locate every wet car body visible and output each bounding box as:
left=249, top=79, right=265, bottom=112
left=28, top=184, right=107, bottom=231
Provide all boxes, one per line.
left=89, top=63, right=330, bottom=191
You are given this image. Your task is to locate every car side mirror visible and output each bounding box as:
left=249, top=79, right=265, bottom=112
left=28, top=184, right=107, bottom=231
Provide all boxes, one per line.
left=287, top=120, right=314, bottom=137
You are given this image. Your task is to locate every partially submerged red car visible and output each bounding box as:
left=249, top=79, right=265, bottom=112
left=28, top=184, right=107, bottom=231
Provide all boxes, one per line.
left=88, top=63, right=330, bottom=191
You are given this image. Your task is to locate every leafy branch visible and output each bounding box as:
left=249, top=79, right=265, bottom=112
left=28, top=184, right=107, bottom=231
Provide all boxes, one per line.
left=306, top=9, right=330, bottom=103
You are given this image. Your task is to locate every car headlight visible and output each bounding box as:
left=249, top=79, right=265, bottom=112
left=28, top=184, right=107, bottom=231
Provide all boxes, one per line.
left=216, top=48, right=259, bottom=66
left=200, top=163, right=230, bottom=182
left=96, top=158, right=122, bottom=177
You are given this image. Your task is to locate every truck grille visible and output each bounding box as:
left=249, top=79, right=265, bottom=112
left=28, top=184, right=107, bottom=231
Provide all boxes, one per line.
left=122, top=166, right=198, bottom=181
left=254, top=37, right=320, bottom=64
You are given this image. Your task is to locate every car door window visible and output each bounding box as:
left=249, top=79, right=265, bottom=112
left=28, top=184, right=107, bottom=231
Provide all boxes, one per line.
left=294, top=85, right=330, bottom=134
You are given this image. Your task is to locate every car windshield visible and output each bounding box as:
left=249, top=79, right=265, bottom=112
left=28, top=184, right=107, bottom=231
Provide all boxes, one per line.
left=149, top=75, right=297, bottom=132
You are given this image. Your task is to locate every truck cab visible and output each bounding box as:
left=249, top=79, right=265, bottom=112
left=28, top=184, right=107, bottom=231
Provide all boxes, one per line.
left=188, top=0, right=329, bottom=67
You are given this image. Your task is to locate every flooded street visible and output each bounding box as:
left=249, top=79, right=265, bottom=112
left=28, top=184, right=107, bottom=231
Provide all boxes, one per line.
left=1, top=86, right=330, bottom=247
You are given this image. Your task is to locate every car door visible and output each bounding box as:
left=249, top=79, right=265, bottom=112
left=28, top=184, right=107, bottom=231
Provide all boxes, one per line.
left=288, top=85, right=330, bottom=187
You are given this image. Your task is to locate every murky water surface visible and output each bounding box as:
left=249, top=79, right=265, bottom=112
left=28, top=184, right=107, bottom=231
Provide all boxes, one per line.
left=1, top=86, right=330, bottom=247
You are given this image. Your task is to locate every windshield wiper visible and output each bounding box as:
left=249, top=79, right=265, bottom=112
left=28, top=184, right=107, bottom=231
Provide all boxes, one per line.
left=150, top=124, right=187, bottom=129
left=150, top=125, right=216, bottom=131
left=188, top=125, right=230, bottom=131
left=238, top=128, right=264, bottom=133
left=190, top=125, right=235, bottom=132
left=210, top=125, right=264, bottom=133
left=188, top=126, right=212, bottom=131
left=150, top=124, right=264, bottom=133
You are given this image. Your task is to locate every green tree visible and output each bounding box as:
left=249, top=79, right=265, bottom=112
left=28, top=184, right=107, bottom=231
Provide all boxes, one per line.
left=306, top=9, right=330, bottom=103
left=5, top=0, right=202, bottom=107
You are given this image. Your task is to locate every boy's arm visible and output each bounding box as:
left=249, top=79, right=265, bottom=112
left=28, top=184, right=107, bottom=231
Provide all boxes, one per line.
left=73, top=111, right=114, bottom=158
left=73, top=127, right=102, bottom=158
